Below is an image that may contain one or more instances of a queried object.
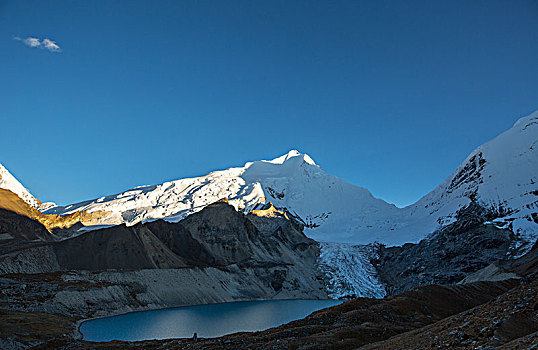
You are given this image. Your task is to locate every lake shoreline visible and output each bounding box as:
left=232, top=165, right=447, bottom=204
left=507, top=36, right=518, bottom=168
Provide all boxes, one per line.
left=79, top=298, right=343, bottom=342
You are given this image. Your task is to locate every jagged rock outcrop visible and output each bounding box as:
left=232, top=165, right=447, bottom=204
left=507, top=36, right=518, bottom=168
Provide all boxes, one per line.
left=52, top=222, right=190, bottom=270
left=0, top=208, right=52, bottom=242
left=14, top=201, right=319, bottom=273
left=374, top=202, right=513, bottom=294
left=460, top=240, right=538, bottom=284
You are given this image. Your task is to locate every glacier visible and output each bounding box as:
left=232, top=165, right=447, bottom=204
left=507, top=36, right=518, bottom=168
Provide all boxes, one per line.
left=318, top=243, right=386, bottom=299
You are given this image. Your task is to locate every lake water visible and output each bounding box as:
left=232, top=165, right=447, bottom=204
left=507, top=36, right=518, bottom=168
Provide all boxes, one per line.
left=80, top=299, right=342, bottom=342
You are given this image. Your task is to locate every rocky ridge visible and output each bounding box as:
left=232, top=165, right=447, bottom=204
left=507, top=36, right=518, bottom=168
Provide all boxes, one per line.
left=374, top=201, right=514, bottom=294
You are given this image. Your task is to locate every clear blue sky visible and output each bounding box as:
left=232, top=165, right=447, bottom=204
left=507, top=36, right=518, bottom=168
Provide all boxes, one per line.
left=1, top=0, right=537, bottom=207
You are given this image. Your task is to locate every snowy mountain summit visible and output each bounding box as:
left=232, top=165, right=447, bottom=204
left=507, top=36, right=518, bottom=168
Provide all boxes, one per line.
left=396, top=111, right=538, bottom=252
left=44, top=149, right=398, bottom=243
left=44, top=111, right=538, bottom=250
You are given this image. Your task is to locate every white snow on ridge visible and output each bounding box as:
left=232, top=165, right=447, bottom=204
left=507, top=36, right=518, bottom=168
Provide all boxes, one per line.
left=0, top=163, right=40, bottom=208
left=265, top=149, right=317, bottom=165
left=43, top=150, right=403, bottom=244
left=397, top=111, right=538, bottom=253
left=42, top=112, right=538, bottom=249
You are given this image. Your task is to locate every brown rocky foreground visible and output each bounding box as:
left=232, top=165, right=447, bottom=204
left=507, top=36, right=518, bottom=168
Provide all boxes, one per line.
left=12, top=277, right=533, bottom=349
left=31, top=242, right=538, bottom=349
left=1, top=190, right=536, bottom=349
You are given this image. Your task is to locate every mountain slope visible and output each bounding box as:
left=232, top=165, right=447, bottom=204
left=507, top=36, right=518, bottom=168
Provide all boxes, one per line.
left=395, top=111, right=538, bottom=252
left=43, top=111, right=538, bottom=249
left=0, top=163, right=40, bottom=208
left=0, top=188, right=109, bottom=234
left=0, top=201, right=326, bottom=304
left=44, top=150, right=401, bottom=244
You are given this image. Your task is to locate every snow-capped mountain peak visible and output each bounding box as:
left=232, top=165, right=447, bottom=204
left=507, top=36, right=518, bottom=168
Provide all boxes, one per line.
left=394, top=110, right=538, bottom=252
left=244, top=149, right=318, bottom=169
left=513, top=111, right=538, bottom=129
left=0, top=163, right=40, bottom=208
left=41, top=111, right=538, bottom=252
left=44, top=148, right=396, bottom=241
left=265, top=149, right=317, bottom=166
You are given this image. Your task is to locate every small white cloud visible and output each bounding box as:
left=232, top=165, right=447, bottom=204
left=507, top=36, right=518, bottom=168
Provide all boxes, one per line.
left=14, top=36, right=62, bottom=52
left=22, top=37, right=41, bottom=47
left=41, top=38, right=61, bottom=52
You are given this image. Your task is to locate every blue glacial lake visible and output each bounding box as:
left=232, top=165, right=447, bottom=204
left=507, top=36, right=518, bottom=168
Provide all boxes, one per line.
left=80, top=299, right=342, bottom=342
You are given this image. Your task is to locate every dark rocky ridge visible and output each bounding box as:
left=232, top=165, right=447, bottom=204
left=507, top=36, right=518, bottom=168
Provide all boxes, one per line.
left=374, top=201, right=513, bottom=295
left=501, top=240, right=538, bottom=280
left=53, top=222, right=190, bottom=270
left=461, top=239, right=538, bottom=284
left=0, top=201, right=328, bottom=349
left=0, top=201, right=327, bottom=328
left=362, top=243, right=538, bottom=349
left=1, top=201, right=320, bottom=272
left=0, top=208, right=56, bottom=257
left=0, top=208, right=52, bottom=242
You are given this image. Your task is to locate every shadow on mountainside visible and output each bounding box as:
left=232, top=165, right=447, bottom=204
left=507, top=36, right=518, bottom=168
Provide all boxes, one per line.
left=51, top=242, right=537, bottom=350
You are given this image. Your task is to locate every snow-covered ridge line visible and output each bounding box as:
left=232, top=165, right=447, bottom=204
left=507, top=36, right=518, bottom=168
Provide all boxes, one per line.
left=402, top=111, right=538, bottom=253
left=24, top=111, right=538, bottom=249
left=43, top=149, right=400, bottom=243
left=0, top=163, right=40, bottom=208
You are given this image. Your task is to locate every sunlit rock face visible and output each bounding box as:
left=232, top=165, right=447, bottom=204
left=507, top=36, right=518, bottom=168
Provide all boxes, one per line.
left=0, top=188, right=110, bottom=234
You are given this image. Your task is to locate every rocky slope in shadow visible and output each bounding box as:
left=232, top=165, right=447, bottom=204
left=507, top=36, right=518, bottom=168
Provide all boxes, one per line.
left=1, top=199, right=321, bottom=274
left=0, top=208, right=52, bottom=243
left=373, top=201, right=515, bottom=295
left=361, top=241, right=538, bottom=349
left=56, top=242, right=538, bottom=350
left=0, top=199, right=328, bottom=349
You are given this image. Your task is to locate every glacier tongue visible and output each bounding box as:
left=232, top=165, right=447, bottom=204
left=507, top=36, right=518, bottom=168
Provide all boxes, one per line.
left=317, top=243, right=386, bottom=299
